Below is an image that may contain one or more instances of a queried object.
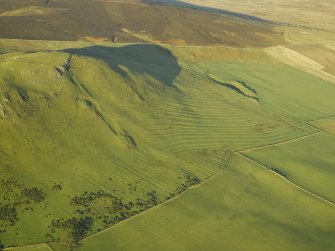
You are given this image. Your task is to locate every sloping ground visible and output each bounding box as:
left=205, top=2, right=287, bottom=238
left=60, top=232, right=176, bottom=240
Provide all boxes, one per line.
left=0, top=2, right=334, bottom=251
left=200, top=61, right=335, bottom=121
left=4, top=243, right=52, bottom=251
left=1, top=45, right=218, bottom=246
left=311, top=117, right=335, bottom=135
left=265, top=46, right=335, bottom=84
left=171, top=0, right=335, bottom=32
left=208, top=75, right=259, bottom=101
left=244, top=133, right=335, bottom=204
left=0, top=6, right=63, bottom=17
left=0, top=42, right=312, bottom=247
left=75, top=155, right=335, bottom=251
left=287, top=44, right=335, bottom=75
left=103, top=1, right=281, bottom=46
left=0, top=0, right=282, bottom=46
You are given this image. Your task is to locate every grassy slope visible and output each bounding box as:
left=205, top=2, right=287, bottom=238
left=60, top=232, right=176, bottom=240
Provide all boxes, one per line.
left=287, top=44, right=335, bottom=75
left=4, top=244, right=52, bottom=251
left=175, top=0, right=335, bottom=32
left=244, top=133, right=335, bottom=203
left=0, top=6, right=61, bottom=17
left=0, top=41, right=311, bottom=247
left=1, top=34, right=335, bottom=248
left=67, top=41, right=335, bottom=251
left=200, top=61, right=335, bottom=121
left=0, top=45, right=220, bottom=245
left=76, top=155, right=335, bottom=251
left=311, top=117, right=335, bottom=135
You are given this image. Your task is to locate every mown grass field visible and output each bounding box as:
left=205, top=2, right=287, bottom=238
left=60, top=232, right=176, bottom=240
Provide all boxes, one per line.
left=75, top=154, right=335, bottom=251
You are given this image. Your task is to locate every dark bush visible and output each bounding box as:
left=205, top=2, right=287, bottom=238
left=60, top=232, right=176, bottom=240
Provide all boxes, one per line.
left=72, top=217, right=94, bottom=242
left=0, top=205, right=18, bottom=224
left=22, top=188, right=46, bottom=203
left=52, top=216, right=94, bottom=243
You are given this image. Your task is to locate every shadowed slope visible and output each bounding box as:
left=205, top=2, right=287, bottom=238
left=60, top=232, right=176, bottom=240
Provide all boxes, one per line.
left=63, top=44, right=181, bottom=86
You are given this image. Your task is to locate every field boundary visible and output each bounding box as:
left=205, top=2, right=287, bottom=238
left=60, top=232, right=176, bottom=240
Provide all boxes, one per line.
left=238, top=131, right=321, bottom=152
left=81, top=154, right=233, bottom=242
left=308, top=115, right=335, bottom=123
left=306, top=123, right=335, bottom=137
left=306, top=114, right=335, bottom=137
left=4, top=243, right=54, bottom=251
left=1, top=167, right=226, bottom=250
left=81, top=170, right=224, bottom=241
left=239, top=153, right=335, bottom=208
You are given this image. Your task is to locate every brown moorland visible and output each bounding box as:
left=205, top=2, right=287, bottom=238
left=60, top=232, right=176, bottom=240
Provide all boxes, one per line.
left=0, top=0, right=283, bottom=46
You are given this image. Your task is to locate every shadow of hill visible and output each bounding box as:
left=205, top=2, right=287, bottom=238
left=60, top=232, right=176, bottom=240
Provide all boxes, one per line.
left=63, top=44, right=181, bottom=86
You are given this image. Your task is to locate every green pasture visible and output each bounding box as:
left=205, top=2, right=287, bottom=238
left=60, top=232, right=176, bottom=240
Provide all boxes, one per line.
left=244, top=133, right=335, bottom=203
left=1, top=39, right=335, bottom=248
left=311, top=117, right=335, bottom=135
left=76, top=155, right=335, bottom=251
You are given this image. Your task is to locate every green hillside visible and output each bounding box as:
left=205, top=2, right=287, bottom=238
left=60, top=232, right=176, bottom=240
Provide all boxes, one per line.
left=0, top=41, right=309, bottom=246
left=244, top=133, right=335, bottom=203
left=75, top=155, right=335, bottom=251
left=0, top=0, right=335, bottom=250
left=1, top=34, right=335, bottom=249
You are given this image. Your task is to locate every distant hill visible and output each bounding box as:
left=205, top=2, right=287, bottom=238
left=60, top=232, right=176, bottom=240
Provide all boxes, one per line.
left=169, top=0, right=335, bottom=32
left=0, top=0, right=282, bottom=46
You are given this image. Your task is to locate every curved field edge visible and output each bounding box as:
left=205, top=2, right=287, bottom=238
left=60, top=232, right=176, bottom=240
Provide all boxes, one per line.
left=72, top=154, right=335, bottom=251
left=243, top=132, right=335, bottom=204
